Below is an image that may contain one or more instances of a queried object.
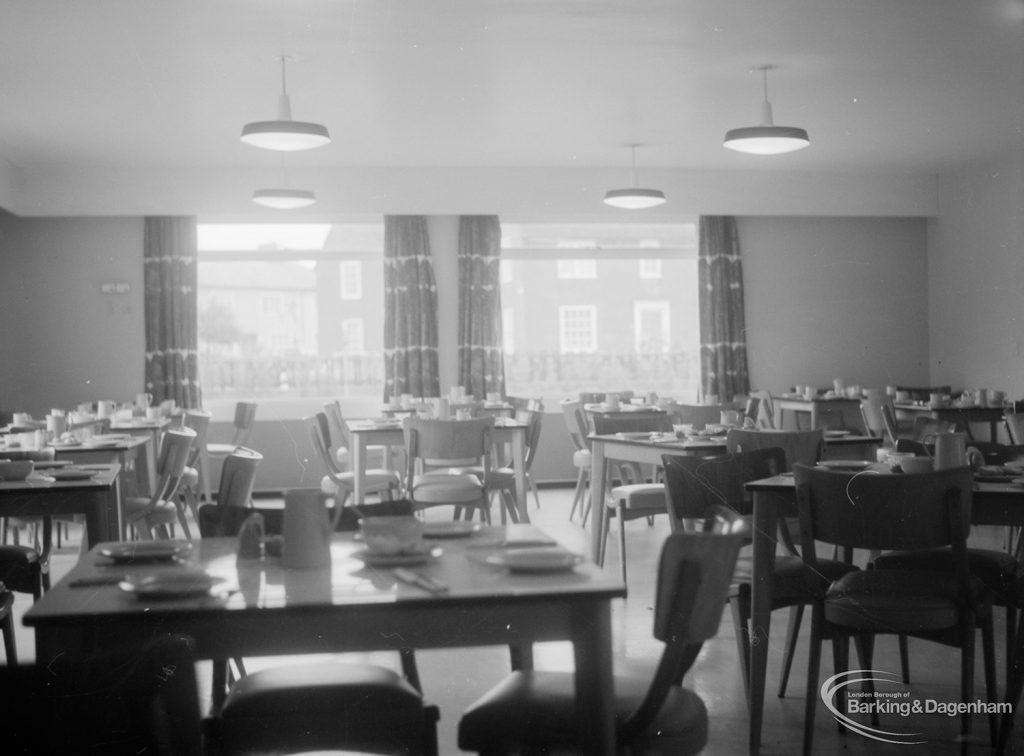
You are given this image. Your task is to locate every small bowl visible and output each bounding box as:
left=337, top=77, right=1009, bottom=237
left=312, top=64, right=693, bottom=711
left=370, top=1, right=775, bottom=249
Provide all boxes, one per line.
left=0, top=460, right=34, bottom=481
left=900, top=456, right=934, bottom=474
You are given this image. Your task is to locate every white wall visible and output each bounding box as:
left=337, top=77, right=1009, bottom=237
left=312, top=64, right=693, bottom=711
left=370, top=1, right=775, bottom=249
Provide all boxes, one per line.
left=928, top=155, right=1024, bottom=397
left=740, top=216, right=930, bottom=394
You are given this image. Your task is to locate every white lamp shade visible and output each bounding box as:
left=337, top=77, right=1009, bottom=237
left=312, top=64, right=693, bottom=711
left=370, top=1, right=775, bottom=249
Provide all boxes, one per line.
left=723, top=125, right=810, bottom=155
left=240, top=120, right=331, bottom=151
left=252, top=188, right=317, bottom=209
left=603, top=187, right=667, bottom=209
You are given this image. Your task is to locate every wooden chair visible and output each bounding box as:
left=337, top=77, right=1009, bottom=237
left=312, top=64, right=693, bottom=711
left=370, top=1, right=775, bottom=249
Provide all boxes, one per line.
left=749, top=390, right=777, bottom=429
left=123, top=427, right=195, bottom=540
left=176, top=408, right=212, bottom=530
left=592, top=412, right=673, bottom=583
left=323, top=399, right=388, bottom=471
left=403, top=416, right=494, bottom=523
left=559, top=399, right=592, bottom=522
left=661, top=449, right=859, bottom=700
left=204, top=401, right=258, bottom=504
left=305, top=412, right=401, bottom=505
left=794, top=464, right=997, bottom=755
left=0, top=587, right=15, bottom=664
left=457, top=529, right=744, bottom=755
left=482, top=407, right=544, bottom=522
left=859, top=390, right=891, bottom=440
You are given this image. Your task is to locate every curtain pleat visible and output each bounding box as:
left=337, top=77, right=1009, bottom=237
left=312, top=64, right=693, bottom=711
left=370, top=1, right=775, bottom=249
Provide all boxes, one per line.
left=383, top=216, right=440, bottom=402
left=698, top=216, right=750, bottom=403
left=143, top=216, right=202, bottom=408
left=457, top=215, right=505, bottom=399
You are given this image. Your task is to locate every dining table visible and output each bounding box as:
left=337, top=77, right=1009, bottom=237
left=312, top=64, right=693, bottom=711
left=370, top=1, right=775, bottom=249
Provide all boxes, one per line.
left=0, top=462, right=121, bottom=549
left=772, top=394, right=864, bottom=430
left=893, top=401, right=1006, bottom=442
left=25, top=523, right=627, bottom=755
left=109, top=416, right=172, bottom=492
left=51, top=434, right=153, bottom=500
left=348, top=416, right=531, bottom=521
left=587, top=430, right=883, bottom=559
left=742, top=463, right=1024, bottom=754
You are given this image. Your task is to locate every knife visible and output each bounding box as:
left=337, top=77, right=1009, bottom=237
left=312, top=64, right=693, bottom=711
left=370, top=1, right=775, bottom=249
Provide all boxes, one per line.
left=393, top=568, right=448, bottom=594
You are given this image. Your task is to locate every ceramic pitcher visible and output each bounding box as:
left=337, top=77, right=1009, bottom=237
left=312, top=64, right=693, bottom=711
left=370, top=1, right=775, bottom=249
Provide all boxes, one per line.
left=282, top=489, right=332, bottom=569
left=933, top=431, right=968, bottom=470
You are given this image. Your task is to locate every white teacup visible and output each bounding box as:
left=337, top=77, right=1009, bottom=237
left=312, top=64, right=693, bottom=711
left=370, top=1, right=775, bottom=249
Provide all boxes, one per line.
left=604, top=393, right=620, bottom=411
left=11, top=412, right=31, bottom=427
left=145, top=407, right=161, bottom=421
left=359, top=516, right=424, bottom=556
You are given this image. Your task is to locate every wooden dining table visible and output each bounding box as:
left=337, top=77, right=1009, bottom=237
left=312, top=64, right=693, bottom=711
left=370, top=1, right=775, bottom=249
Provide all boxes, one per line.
left=893, top=401, right=1006, bottom=441
left=0, top=463, right=121, bottom=548
left=772, top=394, right=864, bottom=430
left=51, top=434, right=152, bottom=500
left=348, top=416, right=531, bottom=521
left=26, top=524, right=626, bottom=755
left=587, top=431, right=883, bottom=558
left=743, top=464, right=1024, bottom=754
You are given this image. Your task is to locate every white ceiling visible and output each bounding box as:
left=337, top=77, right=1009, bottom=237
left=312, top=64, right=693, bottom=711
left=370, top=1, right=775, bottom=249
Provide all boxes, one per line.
left=0, top=1, right=1022, bottom=215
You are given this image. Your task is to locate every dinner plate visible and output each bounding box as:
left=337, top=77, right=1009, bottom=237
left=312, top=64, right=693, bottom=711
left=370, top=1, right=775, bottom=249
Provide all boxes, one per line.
left=353, top=545, right=442, bottom=567
left=119, top=570, right=227, bottom=600
left=32, top=460, right=74, bottom=469
left=98, top=541, right=192, bottom=563
left=46, top=468, right=97, bottom=481
left=422, top=521, right=481, bottom=539
left=485, top=547, right=585, bottom=574
left=50, top=442, right=83, bottom=450
left=80, top=441, right=122, bottom=449
left=616, top=432, right=653, bottom=440
left=824, top=430, right=852, bottom=438
left=89, top=434, right=132, bottom=443
left=816, top=460, right=873, bottom=471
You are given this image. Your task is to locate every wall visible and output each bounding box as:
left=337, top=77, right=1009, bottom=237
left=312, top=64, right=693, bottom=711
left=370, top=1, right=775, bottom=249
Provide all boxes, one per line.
left=740, top=216, right=930, bottom=394
left=928, top=155, right=1024, bottom=397
left=0, top=212, right=144, bottom=418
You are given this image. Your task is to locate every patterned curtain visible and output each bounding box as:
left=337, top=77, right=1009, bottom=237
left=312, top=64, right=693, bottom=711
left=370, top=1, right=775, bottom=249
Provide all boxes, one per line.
left=698, top=216, right=750, bottom=403
left=457, top=215, right=505, bottom=399
left=143, top=216, right=202, bottom=408
left=383, top=216, right=440, bottom=402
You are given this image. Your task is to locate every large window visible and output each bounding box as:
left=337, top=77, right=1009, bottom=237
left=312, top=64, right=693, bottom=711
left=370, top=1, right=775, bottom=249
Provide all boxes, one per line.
left=500, top=221, right=699, bottom=400
left=197, top=223, right=385, bottom=415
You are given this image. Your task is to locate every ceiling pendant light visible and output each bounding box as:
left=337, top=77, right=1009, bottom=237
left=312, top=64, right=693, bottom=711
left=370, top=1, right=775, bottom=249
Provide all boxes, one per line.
left=603, top=144, right=666, bottom=209
left=241, top=56, right=331, bottom=151
left=723, top=65, right=810, bottom=155
left=252, top=188, right=316, bottom=209
left=252, top=156, right=317, bottom=209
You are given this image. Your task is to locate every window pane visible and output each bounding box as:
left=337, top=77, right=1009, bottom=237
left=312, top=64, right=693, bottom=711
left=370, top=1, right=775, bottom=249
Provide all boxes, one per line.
left=501, top=221, right=699, bottom=400
left=197, top=223, right=385, bottom=415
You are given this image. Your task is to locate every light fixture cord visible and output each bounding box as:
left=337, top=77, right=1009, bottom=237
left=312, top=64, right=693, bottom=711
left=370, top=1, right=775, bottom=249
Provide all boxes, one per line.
left=630, top=143, right=639, bottom=187
left=279, top=56, right=289, bottom=96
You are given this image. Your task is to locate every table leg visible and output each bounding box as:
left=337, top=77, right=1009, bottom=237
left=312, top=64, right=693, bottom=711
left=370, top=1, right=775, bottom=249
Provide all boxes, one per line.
left=512, top=428, right=529, bottom=524
left=590, top=442, right=608, bottom=559
left=353, top=435, right=366, bottom=504
left=137, top=437, right=157, bottom=497
left=572, top=600, right=616, bottom=755
left=199, top=445, right=213, bottom=504
left=82, top=479, right=122, bottom=548
left=749, top=489, right=779, bottom=755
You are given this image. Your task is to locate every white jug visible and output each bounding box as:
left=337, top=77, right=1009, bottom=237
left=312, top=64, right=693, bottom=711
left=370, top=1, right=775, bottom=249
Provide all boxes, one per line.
left=933, top=431, right=968, bottom=470
left=282, top=489, right=332, bottom=569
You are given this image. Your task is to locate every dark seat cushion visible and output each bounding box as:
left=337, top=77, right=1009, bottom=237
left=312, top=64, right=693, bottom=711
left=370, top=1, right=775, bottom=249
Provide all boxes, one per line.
left=824, top=569, right=984, bottom=633
left=220, top=662, right=438, bottom=755
left=0, top=545, right=42, bottom=596
left=733, top=554, right=859, bottom=606
left=873, top=546, right=1019, bottom=594
left=458, top=670, right=707, bottom=755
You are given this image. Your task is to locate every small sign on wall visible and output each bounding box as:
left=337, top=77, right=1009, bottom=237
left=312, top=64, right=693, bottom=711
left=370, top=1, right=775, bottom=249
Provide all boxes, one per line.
left=99, top=281, right=131, bottom=294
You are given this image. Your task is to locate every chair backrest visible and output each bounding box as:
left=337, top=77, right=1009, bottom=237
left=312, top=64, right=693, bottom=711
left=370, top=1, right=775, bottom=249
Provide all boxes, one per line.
left=794, top=464, right=972, bottom=554
left=304, top=412, right=342, bottom=478
left=323, top=400, right=354, bottom=454
left=153, top=427, right=195, bottom=502
left=560, top=399, right=588, bottom=452
left=592, top=412, right=673, bottom=435
left=404, top=416, right=494, bottom=470
left=668, top=403, right=734, bottom=431
left=661, top=448, right=788, bottom=531
left=725, top=428, right=823, bottom=470
left=0, top=635, right=202, bottom=755
left=618, top=530, right=743, bottom=741
left=218, top=447, right=263, bottom=508
left=513, top=408, right=544, bottom=472
left=880, top=399, right=901, bottom=445
left=182, top=409, right=212, bottom=465
left=749, top=390, right=776, bottom=429
left=230, top=401, right=258, bottom=446
left=1006, top=412, right=1024, bottom=445
left=859, top=390, right=890, bottom=439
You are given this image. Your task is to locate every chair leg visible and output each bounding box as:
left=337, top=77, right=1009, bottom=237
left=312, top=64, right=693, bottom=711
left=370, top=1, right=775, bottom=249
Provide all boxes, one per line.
left=998, top=610, right=1024, bottom=754
left=0, top=603, right=16, bottom=665
left=617, top=503, right=628, bottom=584
left=528, top=474, right=541, bottom=509
left=777, top=604, right=804, bottom=697
left=803, top=608, right=824, bottom=756
left=983, top=613, right=999, bottom=746
left=960, top=619, right=977, bottom=747
left=569, top=467, right=587, bottom=521
left=730, top=592, right=752, bottom=701
left=400, top=647, right=422, bottom=693
left=898, top=633, right=910, bottom=683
